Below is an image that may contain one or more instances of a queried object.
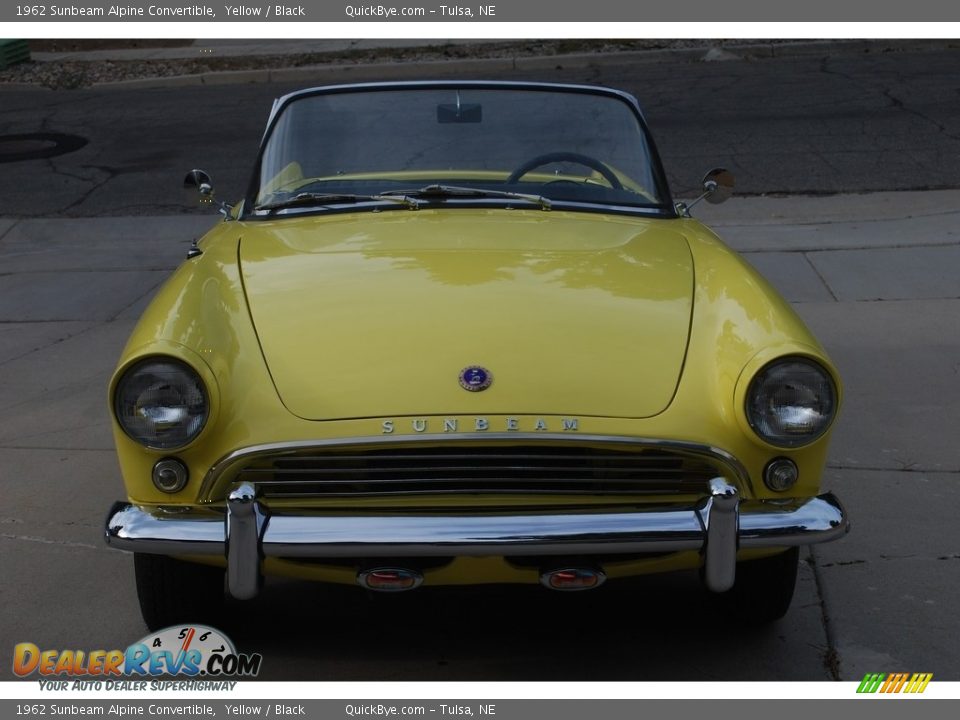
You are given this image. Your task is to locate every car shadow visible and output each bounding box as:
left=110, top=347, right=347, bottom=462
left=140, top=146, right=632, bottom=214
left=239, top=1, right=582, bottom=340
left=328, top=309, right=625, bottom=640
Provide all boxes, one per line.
left=217, top=571, right=803, bottom=681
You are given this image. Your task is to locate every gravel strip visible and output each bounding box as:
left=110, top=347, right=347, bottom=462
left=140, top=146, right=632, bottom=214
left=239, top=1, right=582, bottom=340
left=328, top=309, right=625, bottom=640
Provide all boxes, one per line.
left=2, top=39, right=800, bottom=90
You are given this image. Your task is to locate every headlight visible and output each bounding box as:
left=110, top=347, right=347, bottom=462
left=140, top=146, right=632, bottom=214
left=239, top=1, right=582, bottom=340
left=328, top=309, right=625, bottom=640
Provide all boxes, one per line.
left=746, top=358, right=836, bottom=447
left=114, top=358, right=208, bottom=449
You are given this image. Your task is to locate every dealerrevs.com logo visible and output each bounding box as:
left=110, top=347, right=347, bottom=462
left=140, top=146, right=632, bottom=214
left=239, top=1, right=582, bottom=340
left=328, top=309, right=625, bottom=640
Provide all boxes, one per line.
left=13, top=625, right=262, bottom=682
left=856, top=673, right=933, bottom=694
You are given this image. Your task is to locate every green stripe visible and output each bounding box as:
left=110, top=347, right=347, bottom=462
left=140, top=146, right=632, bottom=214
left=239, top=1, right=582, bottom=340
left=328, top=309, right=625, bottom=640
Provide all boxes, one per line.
left=857, top=673, right=885, bottom=693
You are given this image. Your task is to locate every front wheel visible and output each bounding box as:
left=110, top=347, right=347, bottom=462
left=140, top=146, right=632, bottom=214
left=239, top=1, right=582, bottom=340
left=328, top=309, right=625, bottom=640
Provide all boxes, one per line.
left=715, top=547, right=800, bottom=623
left=134, top=554, right=225, bottom=631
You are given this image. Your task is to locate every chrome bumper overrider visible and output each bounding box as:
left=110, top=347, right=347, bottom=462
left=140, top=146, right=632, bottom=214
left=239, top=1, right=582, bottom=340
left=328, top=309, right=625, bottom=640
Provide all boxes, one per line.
left=104, top=479, right=848, bottom=599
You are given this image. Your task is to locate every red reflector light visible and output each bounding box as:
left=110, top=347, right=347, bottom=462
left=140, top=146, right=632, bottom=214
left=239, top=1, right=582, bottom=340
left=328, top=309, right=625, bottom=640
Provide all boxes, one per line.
left=358, top=568, right=423, bottom=592
left=541, top=568, right=606, bottom=591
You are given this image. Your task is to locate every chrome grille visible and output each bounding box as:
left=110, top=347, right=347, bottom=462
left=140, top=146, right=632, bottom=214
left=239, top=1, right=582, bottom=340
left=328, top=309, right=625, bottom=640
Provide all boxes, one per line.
left=233, top=444, right=719, bottom=498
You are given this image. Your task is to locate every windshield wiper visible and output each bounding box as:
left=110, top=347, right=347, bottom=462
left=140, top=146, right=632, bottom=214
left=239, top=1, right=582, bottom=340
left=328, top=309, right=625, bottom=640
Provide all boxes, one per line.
left=255, top=192, right=420, bottom=212
left=381, top=184, right=552, bottom=211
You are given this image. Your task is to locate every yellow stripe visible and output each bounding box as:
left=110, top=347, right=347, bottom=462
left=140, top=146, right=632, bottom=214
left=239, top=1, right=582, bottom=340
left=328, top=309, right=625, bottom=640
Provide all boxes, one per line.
left=916, top=673, right=933, bottom=694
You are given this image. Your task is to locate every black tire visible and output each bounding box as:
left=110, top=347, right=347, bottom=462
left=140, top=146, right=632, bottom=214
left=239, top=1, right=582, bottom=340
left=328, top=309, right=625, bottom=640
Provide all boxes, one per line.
left=134, top=554, right=225, bottom=631
left=716, top=547, right=800, bottom=624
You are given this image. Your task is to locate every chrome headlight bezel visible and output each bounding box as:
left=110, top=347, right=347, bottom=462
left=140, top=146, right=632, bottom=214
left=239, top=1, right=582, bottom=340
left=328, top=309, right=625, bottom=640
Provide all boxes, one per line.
left=745, top=357, right=838, bottom=448
left=113, top=356, right=209, bottom=450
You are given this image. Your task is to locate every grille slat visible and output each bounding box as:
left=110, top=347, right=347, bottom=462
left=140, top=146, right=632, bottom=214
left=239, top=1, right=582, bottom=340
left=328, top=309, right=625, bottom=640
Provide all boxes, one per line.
left=248, top=488, right=692, bottom=498
left=234, top=444, right=718, bottom=499
left=250, top=477, right=707, bottom=486
left=241, top=466, right=695, bottom=476
left=267, top=453, right=696, bottom=464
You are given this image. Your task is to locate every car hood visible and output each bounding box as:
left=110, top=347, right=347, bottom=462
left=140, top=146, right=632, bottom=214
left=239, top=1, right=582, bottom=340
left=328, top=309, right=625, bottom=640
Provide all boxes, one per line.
left=238, top=210, right=694, bottom=421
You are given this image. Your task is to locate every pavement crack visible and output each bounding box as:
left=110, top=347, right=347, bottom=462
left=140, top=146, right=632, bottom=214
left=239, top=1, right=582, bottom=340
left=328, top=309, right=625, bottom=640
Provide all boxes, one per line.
left=738, top=239, right=960, bottom=254
left=0, top=218, right=20, bottom=244
left=0, top=322, right=101, bottom=369
left=5, top=268, right=176, bottom=275
left=807, top=547, right=843, bottom=681
left=45, top=156, right=98, bottom=185
left=0, top=445, right=114, bottom=451
left=0, top=532, right=99, bottom=551
left=803, top=252, right=838, bottom=302
left=720, top=208, right=960, bottom=228
left=108, top=276, right=166, bottom=322
left=819, top=53, right=960, bottom=148
left=81, top=203, right=214, bottom=217
left=826, top=463, right=960, bottom=474
left=818, top=55, right=859, bottom=85
left=820, top=559, right=867, bottom=568
left=0, top=516, right=99, bottom=529
left=882, top=87, right=960, bottom=143
left=57, top=165, right=117, bottom=215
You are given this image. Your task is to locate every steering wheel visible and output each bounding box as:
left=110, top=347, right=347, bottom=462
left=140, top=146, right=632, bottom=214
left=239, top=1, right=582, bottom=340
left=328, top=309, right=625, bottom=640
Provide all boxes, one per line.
left=506, top=152, right=623, bottom=190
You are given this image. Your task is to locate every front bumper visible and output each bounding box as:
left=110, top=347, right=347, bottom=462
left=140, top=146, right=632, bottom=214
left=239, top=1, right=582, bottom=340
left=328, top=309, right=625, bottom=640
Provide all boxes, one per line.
left=105, top=478, right=848, bottom=599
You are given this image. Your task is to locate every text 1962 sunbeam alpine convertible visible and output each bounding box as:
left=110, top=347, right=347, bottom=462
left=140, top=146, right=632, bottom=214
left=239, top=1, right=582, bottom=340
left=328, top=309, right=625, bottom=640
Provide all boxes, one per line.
left=104, top=81, right=848, bottom=630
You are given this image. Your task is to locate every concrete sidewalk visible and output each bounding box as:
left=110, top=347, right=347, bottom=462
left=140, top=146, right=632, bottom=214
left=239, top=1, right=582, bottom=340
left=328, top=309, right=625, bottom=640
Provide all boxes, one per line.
left=1, top=190, right=958, bottom=680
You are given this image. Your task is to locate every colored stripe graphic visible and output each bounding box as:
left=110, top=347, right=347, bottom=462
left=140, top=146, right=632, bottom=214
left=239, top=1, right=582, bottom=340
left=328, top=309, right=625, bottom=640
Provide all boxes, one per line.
left=906, top=673, right=933, bottom=693
left=857, top=673, right=885, bottom=693
left=857, top=672, right=932, bottom=694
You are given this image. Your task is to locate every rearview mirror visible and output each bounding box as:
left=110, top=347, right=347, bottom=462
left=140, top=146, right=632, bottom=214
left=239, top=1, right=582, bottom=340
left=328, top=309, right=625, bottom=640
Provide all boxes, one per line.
left=437, top=103, right=482, bottom=123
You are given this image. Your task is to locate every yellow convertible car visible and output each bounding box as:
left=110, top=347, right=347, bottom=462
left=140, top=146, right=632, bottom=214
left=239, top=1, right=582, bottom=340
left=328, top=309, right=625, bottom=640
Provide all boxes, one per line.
left=105, top=81, right=848, bottom=629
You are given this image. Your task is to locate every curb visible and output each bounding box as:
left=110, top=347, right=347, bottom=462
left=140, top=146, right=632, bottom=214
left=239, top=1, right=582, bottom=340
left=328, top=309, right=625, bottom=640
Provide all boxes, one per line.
left=3, top=38, right=956, bottom=92
left=92, top=39, right=956, bottom=91
left=0, top=81, right=52, bottom=91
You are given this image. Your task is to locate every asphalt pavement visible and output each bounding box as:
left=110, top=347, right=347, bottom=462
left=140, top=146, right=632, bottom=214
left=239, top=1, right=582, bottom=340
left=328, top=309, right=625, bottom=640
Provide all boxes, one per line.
left=1, top=41, right=959, bottom=683
left=4, top=42, right=960, bottom=215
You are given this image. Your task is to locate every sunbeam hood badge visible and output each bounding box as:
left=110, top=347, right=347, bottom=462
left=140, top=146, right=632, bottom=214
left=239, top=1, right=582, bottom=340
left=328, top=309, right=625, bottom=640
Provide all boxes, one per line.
left=459, top=366, right=493, bottom=392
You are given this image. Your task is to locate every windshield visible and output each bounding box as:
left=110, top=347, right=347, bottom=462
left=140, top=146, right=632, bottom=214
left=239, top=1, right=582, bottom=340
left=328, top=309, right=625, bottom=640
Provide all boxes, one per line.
left=250, top=85, right=670, bottom=215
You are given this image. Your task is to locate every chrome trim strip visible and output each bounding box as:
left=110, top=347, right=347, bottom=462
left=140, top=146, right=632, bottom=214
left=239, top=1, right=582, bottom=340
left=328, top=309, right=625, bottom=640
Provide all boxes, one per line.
left=104, top=490, right=848, bottom=600
left=268, top=81, right=649, bottom=129
left=250, top=199, right=670, bottom=221
left=198, top=433, right=752, bottom=502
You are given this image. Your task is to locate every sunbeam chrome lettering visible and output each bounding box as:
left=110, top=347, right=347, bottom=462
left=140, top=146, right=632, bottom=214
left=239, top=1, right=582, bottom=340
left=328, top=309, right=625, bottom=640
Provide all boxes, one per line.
left=377, top=417, right=582, bottom=434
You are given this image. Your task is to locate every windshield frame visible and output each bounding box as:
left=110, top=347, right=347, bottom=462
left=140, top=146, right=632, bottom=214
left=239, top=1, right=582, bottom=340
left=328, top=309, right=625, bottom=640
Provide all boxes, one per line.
left=241, top=80, right=678, bottom=221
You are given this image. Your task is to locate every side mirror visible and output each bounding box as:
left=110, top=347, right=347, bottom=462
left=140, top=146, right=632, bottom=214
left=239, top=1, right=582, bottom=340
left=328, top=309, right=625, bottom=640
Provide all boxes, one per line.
left=702, top=168, right=735, bottom=205
left=184, top=168, right=232, bottom=218
left=679, top=168, right=735, bottom=216
left=184, top=168, right=213, bottom=201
